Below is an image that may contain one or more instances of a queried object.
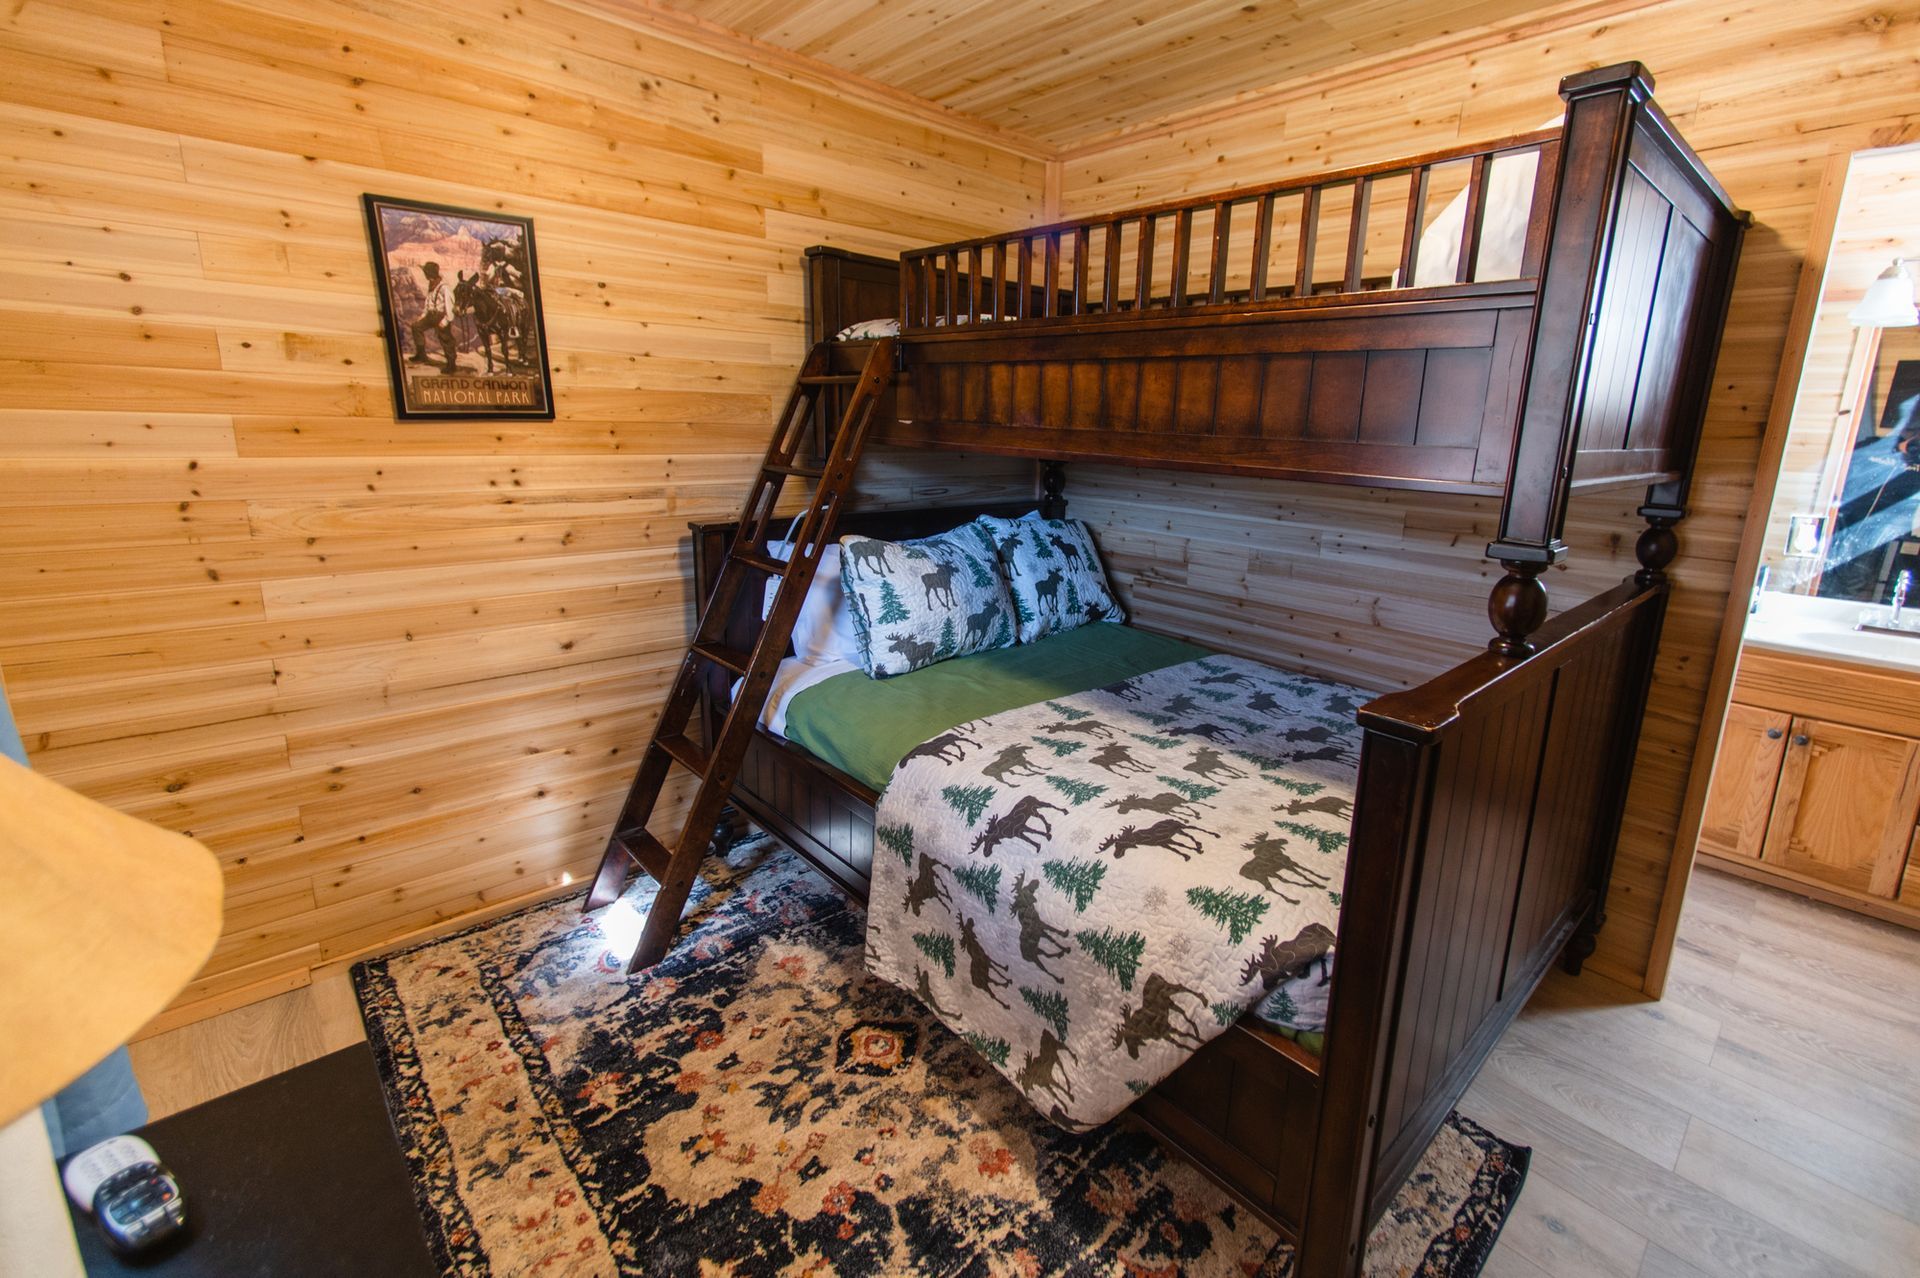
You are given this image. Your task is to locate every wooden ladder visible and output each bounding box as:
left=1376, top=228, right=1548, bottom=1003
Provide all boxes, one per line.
left=584, top=337, right=896, bottom=969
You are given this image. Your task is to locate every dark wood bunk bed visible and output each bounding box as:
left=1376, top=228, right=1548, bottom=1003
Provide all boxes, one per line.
left=638, top=64, right=1744, bottom=1278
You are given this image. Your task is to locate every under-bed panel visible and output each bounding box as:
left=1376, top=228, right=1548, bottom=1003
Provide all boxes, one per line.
left=1132, top=1020, right=1324, bottom=1233
left=735, top=732, right=876, bottom=900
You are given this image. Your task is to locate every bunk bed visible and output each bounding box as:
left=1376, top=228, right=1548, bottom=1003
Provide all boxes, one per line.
left=670, top=64, right=1742, bottom=1278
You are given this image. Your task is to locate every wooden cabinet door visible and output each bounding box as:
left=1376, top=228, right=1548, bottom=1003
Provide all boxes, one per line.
left=1762, top=716, right=1920, bottom=898
left=1699, top=703, right=1791, bottom=860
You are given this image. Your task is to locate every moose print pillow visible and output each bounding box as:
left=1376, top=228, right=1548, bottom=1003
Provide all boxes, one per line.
left=969, top=514, right=1124, bottom=645
left=839, top=531, right=1015, bottom=677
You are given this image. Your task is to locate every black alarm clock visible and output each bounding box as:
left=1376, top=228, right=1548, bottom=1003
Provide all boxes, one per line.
left=62, top=1134, right=189, bottom=1255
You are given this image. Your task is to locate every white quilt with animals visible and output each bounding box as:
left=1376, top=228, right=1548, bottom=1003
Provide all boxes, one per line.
left=862, top=655, right=1367, bottom=1129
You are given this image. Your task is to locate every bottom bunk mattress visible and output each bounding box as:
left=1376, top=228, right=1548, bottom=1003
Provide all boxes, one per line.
left=771, top=627, right=1369, bottom=1126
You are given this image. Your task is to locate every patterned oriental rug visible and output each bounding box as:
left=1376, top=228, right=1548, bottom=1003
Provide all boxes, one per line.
left=354, top=838, right=1528, bottom=1277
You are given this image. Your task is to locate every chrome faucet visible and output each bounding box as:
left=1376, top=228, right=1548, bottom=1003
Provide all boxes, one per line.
left=1895, top=570, right=1912, bottom=625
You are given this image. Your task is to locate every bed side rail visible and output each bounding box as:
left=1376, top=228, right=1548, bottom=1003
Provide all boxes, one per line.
left=900, top=128, right=1559, bottom=330
left=1298, top=576, right=1667, bottom=1277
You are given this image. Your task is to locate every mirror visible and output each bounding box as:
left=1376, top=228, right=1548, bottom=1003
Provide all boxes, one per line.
left=1760, top=146, right=1920, bottom=607
left=1818, top=324, right=1920, bottom=600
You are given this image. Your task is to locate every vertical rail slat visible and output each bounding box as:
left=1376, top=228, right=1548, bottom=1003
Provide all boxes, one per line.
left=917, top=255, right=934, bottom=327
left=901, top=254, right=918, bottom=329
left=1518, top=141, right=1559, bottom=278
left=1017, top=237, right=1033, bottom=319
left=1136, top=216, right=1157, bottom=308
left=1249, top=195, right=1274, bottom=301
left=1072, top=225, right=1091, bottom=314
left=1295, top=186, right=1320, bottom=298
left=990, top=241, right=1006, bottom=321
left=1208, top=200, right=1232, bottom=304
left=1104, top=220, right=1123, bottom=311
left=1399, top=166, right=1431, bottom=288
left=1170, top=208, right=1193, bottom=307
left=1044, top=233, right=1061, bottom=318
left=967, top=245, right=982, bottom=323
left=942, top=251, right=957, bottom=325
left=1457, top=153, right=1491, bottom=285
left=1345, top=177, right=1372, bottom=292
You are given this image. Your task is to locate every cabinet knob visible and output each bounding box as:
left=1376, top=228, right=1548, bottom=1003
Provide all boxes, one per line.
left=1766, top=727, right=1783, bottom=740
left=1793, top=734, right=1810, bottom=747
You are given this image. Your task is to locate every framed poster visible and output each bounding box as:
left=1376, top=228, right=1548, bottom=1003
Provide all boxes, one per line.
left=361, top=194, right=555, bottom=420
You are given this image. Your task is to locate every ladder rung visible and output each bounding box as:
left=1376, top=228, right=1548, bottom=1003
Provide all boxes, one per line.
left=612, top=827, right=674, bottom=883
left=732, top=548, right=787, bottom=575
left=654, top=733, right=711, bottom=775
left=799, top=374, right=862, bottom=385
left=766, top=461, right=824, bottom=479
left=691, top=640, right=753, bottom=675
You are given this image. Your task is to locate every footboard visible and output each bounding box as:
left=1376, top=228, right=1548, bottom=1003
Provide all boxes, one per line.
left=1299, top=577, right=1666, bottom=1277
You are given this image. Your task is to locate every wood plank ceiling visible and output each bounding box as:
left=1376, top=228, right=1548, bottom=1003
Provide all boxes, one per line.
left=647, top=0, right=1575, bottom=149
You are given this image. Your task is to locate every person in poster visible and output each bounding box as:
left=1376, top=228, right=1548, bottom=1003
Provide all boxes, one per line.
left=407, top=260, right=458, bottom=375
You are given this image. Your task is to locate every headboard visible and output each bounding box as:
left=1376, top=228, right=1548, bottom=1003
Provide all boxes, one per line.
left=803, top=246, right=900, bottom=343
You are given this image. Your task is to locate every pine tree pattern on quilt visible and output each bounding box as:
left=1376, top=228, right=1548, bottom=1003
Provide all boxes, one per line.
left=864, top=655, right=1370, bottom=1128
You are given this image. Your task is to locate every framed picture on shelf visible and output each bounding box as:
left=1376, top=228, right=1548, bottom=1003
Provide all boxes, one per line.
left=361, top=194, right=555, bottom=420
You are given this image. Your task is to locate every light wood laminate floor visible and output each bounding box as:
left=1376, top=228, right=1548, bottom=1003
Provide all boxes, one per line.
left=129, top=866, right=1920, bottom=1276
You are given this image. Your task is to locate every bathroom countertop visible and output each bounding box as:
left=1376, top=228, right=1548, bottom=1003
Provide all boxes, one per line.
left=1743, top=590, right=1920, bottom=676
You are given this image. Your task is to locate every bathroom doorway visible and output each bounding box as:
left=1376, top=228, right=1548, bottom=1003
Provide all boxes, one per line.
left=1685, top=142, right=1920, bottom=933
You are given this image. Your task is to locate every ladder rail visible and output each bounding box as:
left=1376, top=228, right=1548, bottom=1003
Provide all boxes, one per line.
left=592, top=342, right=851, bottom=848
left=586, top=337, right=897, bottom=972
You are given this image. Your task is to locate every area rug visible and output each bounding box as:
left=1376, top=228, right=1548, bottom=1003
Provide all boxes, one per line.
left=353, top=836, right=1527, bottom=1277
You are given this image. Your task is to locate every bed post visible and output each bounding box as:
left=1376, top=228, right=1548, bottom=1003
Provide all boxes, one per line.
left=1484, top=63, right=1654, bottom=656
left=1039, top=460, right=1067, bottom=517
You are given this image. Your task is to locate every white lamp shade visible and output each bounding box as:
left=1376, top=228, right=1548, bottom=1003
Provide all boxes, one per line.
left=1849, top=258, right=1918, bottom=327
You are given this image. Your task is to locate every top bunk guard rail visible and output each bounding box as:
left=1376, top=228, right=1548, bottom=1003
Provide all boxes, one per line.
left=865, top=63, right=1747, bottom=658
left=900, top=127, right=1563, bottom=330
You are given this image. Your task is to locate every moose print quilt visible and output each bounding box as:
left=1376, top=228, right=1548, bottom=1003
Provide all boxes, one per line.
left=863, top=655, right=1367, bottom=1129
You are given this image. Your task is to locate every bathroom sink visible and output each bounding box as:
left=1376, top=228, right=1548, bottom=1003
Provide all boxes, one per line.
left=1855, top=606, right=1920, bottom=639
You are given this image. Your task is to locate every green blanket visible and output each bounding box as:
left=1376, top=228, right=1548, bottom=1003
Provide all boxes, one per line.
left=784, top=625, right=1210, bottom=792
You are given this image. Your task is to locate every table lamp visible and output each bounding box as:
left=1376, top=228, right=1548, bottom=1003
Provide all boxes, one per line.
left=0, top=755, right=223, bottom=1275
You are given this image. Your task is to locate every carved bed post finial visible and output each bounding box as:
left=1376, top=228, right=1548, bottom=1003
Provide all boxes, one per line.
left=1487, top=562, right=1549, bottom=657
left=1635, top=504, right=1682, bottom=585
left=1040, top=460, right=1067, bottom=518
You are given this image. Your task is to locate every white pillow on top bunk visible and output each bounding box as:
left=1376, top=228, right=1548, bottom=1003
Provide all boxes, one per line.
left=759, top=541, right=862, bottom=666
left=837, top=529, right=1015, bottom=677
left=832, top=317, right=900, bottom=341
left=967, top=513, right=1124, bottom=645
